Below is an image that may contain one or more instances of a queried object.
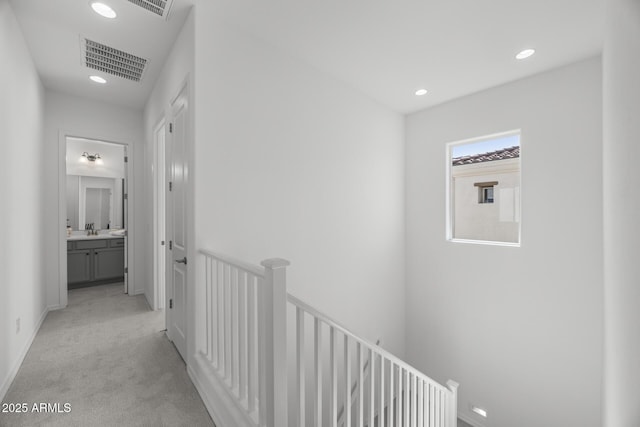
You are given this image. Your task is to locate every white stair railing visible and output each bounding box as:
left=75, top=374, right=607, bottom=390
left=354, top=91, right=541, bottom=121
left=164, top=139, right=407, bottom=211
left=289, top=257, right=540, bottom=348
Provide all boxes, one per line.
left=197, top=249, right=288, bottom=427
left=290, top=294, right=458, bottom=427
left=196, top=249, right=457, bottom=427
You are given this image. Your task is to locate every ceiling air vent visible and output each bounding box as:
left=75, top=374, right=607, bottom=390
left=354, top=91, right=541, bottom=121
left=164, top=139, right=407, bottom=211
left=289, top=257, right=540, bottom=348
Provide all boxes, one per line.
left=82, top=38, right=147, bottom=82
left=127, top=0, right=174, bottom=19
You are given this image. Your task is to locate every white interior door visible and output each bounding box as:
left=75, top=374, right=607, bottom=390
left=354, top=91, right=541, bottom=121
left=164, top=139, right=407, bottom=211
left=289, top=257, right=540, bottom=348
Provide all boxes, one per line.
left=166, top=84, right=189, bottom=360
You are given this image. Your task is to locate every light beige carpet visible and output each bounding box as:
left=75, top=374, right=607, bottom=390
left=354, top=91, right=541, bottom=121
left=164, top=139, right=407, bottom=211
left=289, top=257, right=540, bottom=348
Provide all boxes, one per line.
left=1, top=283, right=215, bottom=427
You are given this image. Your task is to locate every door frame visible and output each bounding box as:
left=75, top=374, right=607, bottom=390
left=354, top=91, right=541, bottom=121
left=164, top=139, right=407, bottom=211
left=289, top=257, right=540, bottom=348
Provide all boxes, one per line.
left=57, top=130, right=134, bottom=308
left=153, top=116, right=167, bottom=313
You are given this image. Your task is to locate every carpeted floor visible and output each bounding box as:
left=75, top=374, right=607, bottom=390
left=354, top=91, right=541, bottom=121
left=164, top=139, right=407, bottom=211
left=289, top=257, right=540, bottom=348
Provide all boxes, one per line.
left=0, top=283, right=215, bottom=427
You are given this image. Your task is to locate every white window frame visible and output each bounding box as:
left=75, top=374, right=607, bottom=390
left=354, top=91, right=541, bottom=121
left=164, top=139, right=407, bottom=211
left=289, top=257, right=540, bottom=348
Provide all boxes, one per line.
left=445, top=129, right=522, bottom=247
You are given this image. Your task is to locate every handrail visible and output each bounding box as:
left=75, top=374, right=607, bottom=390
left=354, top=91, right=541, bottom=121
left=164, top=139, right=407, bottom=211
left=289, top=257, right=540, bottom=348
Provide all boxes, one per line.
left=287, top=293, right=448, bottom=392
left=199, top=248, right=266, bottom=277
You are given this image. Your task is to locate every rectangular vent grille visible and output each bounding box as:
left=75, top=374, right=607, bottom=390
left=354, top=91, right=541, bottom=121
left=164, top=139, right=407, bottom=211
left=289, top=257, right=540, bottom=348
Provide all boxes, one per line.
left=83, top=39, right=147, bottom=82
left=127, top=0, right=172, bottom=18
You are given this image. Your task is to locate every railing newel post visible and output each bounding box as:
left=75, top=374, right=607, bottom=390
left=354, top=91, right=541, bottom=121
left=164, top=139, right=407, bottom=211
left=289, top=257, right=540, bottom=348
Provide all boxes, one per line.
left=261, top=258, right=290, bottom=427
left=446, top=380, right=459, bottom=427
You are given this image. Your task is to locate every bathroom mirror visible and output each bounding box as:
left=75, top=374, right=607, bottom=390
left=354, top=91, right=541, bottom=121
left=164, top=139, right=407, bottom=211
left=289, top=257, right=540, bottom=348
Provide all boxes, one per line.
left=67, top=175, right=124, bottom=231
left=85, top=188, right=111, bottom=229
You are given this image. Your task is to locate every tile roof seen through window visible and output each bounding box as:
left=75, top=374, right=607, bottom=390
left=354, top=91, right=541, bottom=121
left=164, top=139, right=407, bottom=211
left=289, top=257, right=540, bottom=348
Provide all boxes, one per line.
left=452, top=146, right=520, bottom=166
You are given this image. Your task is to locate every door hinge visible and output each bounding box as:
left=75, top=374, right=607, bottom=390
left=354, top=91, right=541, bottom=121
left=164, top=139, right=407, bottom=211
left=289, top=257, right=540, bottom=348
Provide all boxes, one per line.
left=124, top=156, right=128, bottom=163
left=124, top=267, right=128, bottom=274
left=123, top=193, right=128, bottom=200
left=169, top=299, right=173, bottom=309
left=169, top=240, right=172, bottom=250
left=161, top=240, right=165, bottom=246
left=169, top=182, right=173, bottom=191
left=169, top=123, right=173, bottom=133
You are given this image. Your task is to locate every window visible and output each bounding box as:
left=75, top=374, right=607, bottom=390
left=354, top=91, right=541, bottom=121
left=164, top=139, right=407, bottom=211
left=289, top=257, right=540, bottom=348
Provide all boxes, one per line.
left=447, top=131, right=521, bottom=245
left=475, top=182, right=497, bottom=204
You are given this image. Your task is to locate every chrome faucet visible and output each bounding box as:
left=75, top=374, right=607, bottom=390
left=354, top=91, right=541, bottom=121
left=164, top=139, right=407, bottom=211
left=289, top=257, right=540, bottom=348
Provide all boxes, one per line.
left=86, top=223, right=97, bottom=235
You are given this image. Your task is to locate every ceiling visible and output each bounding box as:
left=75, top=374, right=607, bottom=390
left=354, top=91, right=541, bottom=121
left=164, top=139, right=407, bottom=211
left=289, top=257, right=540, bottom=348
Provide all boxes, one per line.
left=11, top=0, right=604, bottom=114
left=10, top=0, right=193, bottom=110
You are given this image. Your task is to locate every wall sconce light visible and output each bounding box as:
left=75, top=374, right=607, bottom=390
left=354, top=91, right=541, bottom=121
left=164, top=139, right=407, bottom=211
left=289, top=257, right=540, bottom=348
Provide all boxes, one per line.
left=80, top=152, right=103, bottom=165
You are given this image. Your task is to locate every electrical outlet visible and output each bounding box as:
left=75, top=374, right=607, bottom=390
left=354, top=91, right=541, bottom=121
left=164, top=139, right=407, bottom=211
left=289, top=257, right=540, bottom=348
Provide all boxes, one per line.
left=16, top=318, right=20, bottom=334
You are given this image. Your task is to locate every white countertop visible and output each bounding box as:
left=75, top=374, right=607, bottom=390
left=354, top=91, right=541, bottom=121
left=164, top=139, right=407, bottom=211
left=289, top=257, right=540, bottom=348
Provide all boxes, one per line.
left=67, top=233, right=125, bottom=241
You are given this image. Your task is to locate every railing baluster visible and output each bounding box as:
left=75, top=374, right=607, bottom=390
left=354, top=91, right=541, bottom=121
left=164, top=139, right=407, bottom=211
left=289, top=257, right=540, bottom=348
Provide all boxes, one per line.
left=436, top=388, right=442, bottom=427
left=396, top=366, right=401, bottom=427
left=205, top=257, right=211, bottom=362
left=225, top=264, right=231, bottom=380
left=257, top=275, right=266, bottom=427
left=218, top=260, right=225, bottom=374
left=314, top=317, right=323, bottom=427
left=357, top=342, right=364, bottom=427
left=379, top=356, right=384, bottom=427
left=344, top=336, right=352, bottom=427
left=412, top=373, right=417, bottom=427
left=238, top=270, right=247, bottom=401
left=330, top=326, right=338, bottom=427
left=388, top=361, right=394, bottom=426
left=297, top=307, right=305, bottom=426
left=429, top=384, right=435, bottom=427
left=231, top=266, right=237, bottom=391
left=247, top=273, right=256, bottom=414
left=417, top=379, right=423, bottom=427
left=211, top=259, right=217, bottom=367
left=369, top=348, right=375, bottom=427
left=404, top=369, right=410, bottom=426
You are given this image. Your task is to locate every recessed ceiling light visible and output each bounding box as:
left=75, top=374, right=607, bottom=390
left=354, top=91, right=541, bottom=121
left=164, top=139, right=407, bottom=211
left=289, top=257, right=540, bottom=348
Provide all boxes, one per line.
left=89, top=75, right=107, bottom=84
left=471, top=406, right=488, bottom=418
left=415, top=89, right=428, bottom=96
left=516, top=48, right=536, bottom=60
left=90, top=2, right=117, bottom=19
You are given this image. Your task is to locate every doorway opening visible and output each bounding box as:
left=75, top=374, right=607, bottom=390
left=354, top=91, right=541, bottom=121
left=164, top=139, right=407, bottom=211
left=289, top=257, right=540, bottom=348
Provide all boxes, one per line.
left=62, top=136, right=129, bottom=301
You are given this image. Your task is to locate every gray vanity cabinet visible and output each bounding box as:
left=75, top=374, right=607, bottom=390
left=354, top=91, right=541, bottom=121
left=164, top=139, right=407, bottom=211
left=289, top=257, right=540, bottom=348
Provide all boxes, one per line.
left=94, top=247, right=125, bottom=280
left=67, top=250, right=92, bottom=284
left=67, top=238, right=124, bottom=287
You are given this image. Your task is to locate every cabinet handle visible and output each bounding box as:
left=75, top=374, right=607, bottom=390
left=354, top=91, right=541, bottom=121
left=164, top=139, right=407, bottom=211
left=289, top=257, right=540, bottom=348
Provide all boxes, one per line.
left=86, top=253, right=90, bottom=255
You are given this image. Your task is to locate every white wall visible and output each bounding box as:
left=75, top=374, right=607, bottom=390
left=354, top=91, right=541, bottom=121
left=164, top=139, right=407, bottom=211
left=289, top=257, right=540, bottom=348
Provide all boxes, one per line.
left=603, top=0, right=640, bottom=424
left=43, top=91, right=145, bottom=304
left=0, top=0, right=47, bottom=400
left=405, top=57, right=603, bottom=427
left=193, top=4, right=406, bottom=372
left=143, top=8, right=194, bottom=310
left=66, top=137, right=126, bottom=179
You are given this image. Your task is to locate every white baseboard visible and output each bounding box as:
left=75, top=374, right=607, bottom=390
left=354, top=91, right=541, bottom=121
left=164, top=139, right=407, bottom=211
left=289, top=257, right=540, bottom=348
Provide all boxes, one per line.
left=143, top=291, right=154, bottom=311
left=0, top=307, right=49, bottom=402
left=459, top=412, right=486, bottom=427
left=188, top=352, right=255, bottom=427
left=128, top=289, right=144, bottom=296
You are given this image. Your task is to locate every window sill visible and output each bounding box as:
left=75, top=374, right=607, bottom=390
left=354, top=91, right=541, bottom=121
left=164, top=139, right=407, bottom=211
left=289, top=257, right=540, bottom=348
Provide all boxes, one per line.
left=448, top=238, right=520, bottom=248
